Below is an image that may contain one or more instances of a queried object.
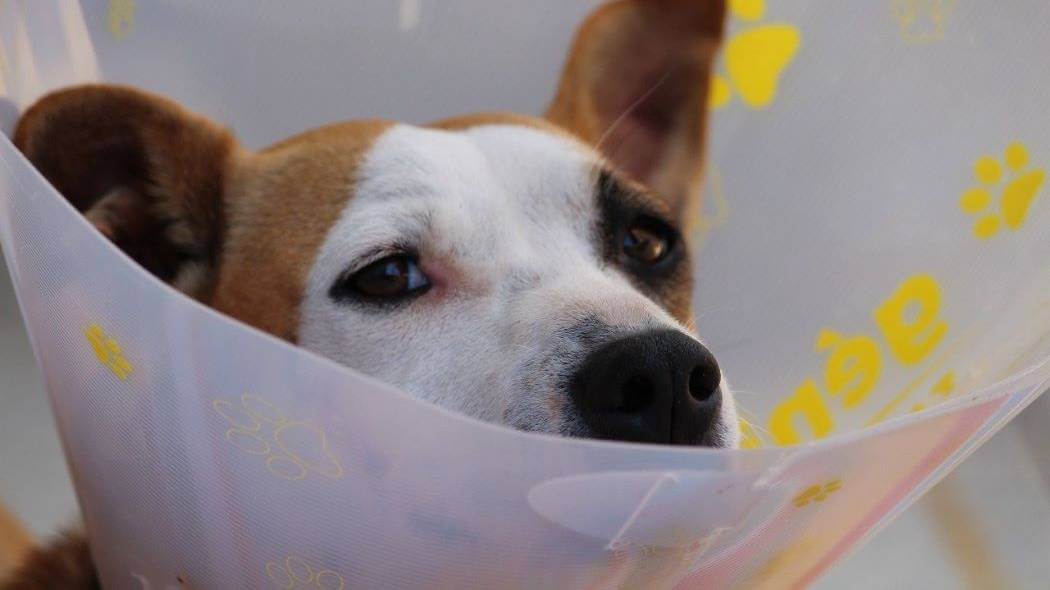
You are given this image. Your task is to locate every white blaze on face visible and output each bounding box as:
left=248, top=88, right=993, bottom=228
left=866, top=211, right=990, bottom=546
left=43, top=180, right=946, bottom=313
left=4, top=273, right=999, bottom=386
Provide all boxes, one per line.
left=298, top=123, right=736, bottom=444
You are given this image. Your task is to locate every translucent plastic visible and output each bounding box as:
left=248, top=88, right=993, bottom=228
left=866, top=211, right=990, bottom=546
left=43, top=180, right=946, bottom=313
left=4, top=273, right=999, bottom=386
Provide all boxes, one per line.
left=0, top=1, right=1047, bottom=588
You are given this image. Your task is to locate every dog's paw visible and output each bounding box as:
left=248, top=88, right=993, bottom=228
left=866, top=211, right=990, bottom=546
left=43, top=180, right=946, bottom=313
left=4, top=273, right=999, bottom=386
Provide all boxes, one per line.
left=959, top=142, right=1045, bottom=239
left=709, top=0, right=802, bottom=110
left=211, top=394, right=344, bottom=481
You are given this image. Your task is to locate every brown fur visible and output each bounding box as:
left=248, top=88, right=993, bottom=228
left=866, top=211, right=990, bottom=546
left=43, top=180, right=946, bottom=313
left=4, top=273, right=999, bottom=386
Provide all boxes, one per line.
left=0, top=532, right=97, bottom=590
left=0, top=506, right=33, bottom=581
left=432, top=111, right=580, bottom=138
left=14, top=85, right=236, bottom=288
left=546, top=0, right=726, bottom=228
left=3, top=1, right=726, bottom=585
left=211, top=120, right=393, bottom=341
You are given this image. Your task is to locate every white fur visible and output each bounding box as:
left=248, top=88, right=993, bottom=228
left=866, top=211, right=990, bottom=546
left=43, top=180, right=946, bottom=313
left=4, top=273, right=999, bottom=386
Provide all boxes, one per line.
left=298, top=124, right=737, bottom=446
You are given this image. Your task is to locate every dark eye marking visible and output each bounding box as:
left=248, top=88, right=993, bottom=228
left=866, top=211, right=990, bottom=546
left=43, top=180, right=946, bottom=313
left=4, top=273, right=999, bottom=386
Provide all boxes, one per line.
left=329, top=253, right=431, bottom=307
left=596, top=170, right=683, bottom=276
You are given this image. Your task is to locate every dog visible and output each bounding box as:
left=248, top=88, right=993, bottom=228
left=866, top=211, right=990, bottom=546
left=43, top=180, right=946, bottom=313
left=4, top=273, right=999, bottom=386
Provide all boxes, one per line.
left=1, top=0, right=736, bottom=586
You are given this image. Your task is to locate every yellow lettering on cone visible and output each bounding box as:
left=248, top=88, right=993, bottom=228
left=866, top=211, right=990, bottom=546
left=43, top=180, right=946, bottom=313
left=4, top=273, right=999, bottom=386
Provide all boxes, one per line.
left=874, top=274, right=948, bottom=365
left=769, top=380, right=834, bottom=445
left=816, top=329, right=882, bottom=409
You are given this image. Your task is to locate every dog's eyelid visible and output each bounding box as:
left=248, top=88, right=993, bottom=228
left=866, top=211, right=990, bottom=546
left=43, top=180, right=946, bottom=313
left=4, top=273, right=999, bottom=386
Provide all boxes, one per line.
left=633, top=212, right=679, bottom=239
left=329, top=249, right=431, bottom=307
left=343, top=242, right=418, bottom=277
left=596, top=168, right=675, bottom=223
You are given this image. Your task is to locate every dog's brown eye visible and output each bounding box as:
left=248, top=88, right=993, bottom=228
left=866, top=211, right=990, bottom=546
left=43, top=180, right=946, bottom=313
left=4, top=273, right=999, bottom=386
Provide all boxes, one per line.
left=331, top=254, right=430, bottom=304
left=623, top=218, right=673, bottom=265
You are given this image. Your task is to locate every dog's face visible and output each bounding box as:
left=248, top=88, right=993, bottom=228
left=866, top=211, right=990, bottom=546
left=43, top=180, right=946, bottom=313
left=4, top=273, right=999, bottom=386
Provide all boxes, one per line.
left=16, top=0, right=738, bottom=447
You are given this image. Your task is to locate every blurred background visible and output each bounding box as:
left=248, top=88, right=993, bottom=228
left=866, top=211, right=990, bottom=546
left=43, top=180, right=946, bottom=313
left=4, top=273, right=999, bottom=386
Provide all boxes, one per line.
left=2, top=1, right=1049, bottom=587
left=2, top=250, right=1048, bottom=588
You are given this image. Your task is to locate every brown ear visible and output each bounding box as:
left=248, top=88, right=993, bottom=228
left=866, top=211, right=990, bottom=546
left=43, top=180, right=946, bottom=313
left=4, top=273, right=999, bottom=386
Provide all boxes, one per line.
left=14, top=84, right=236, bottom=295
left=546, top=0, right=726, bottom=228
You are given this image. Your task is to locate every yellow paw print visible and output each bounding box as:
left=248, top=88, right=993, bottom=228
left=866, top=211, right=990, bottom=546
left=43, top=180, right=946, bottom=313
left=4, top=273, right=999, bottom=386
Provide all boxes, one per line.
left=84, top=323, right=133, bottom=380
left=891, top=0, right=955, bottom=44
left=108, top=0, right=135, bottom=40
left=791, top=479, right=843, bottom=508
left=959, top=142, right=1045, bottom=240
left=709, top=0, right=802, bottom=110
left=265, top=556, right=345, bottom=590
left=212, top=394, right=344, bottom=481
left=691, top=166, right=730, bottom=251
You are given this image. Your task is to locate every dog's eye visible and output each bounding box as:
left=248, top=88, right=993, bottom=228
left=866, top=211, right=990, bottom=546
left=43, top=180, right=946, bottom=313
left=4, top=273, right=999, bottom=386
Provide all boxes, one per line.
left=331, top=254, right=430, bottom=304
left=623, top=217, right=675, bottom=265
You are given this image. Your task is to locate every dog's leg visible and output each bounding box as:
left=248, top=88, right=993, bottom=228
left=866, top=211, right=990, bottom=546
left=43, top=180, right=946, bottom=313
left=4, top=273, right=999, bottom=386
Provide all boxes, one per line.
left=0, top=504, right=33, bottom=579
left=0, top=529, right=98, bottom=590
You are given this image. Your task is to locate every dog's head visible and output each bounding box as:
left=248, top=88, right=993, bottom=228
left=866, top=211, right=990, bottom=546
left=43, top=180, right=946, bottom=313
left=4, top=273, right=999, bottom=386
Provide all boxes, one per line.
left=15, top=0, right=737, bottom=447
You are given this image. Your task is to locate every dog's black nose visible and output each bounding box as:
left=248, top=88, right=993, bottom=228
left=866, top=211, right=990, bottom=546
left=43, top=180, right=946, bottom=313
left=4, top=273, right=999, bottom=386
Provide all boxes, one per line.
left=571, top=329, right=722, bottom=445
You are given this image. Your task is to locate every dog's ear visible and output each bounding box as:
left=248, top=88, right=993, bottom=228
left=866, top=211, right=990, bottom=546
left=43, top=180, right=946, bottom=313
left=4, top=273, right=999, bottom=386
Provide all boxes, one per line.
left=14, top=85, right=236, bottom=295
left=546, top=0, right=726, bottom=227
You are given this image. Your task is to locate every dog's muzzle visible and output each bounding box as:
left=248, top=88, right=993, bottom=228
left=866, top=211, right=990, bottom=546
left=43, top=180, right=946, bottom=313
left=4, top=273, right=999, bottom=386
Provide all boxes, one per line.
left=570, top=329, right=722, bottom=445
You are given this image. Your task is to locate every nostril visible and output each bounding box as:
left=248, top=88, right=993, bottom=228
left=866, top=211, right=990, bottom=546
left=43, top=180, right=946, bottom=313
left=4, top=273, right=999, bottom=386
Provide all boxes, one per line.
left=688, top=364, right=720, bottom=402
left=619, top=375, right=654, bottom=412
left=571, top=330, right=724, bottom=445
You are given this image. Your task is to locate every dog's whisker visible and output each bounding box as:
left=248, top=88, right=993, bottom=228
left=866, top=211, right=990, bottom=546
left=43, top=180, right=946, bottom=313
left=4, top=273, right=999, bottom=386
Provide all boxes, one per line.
left=736, top=408, right=773, bottom=436
left=691, top=303, right=742, bottom=321
left=727, top=387, right=767, bottom=397
left=595, top=67, right=673, bottom=154
left=683, top=316, right=698, bottom=333
left=739, top=416, right=774, bottom=440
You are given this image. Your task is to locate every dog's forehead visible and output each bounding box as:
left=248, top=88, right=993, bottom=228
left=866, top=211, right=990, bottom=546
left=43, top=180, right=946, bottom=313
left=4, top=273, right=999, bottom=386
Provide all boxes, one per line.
left=332, top=121, right=605, bottom=260
left=360, top=121, right=598, bottom=206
